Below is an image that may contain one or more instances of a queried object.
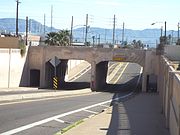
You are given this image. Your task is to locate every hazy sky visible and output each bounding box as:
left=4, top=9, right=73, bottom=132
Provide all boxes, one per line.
left=0, top=0, right=179, bottom=30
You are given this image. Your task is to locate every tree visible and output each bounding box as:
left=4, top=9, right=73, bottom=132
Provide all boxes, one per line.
left=56, top=30, right=70, bottom=46
left=45, top=30, right=70, bottom=46
left=45, top=32, right=58, bottom=46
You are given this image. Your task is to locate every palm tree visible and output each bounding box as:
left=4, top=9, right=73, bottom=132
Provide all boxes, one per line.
left=56, top=30, right=70, bottom=46
left=45, top=32, right=58, bottom=46
left=45, top=30, right=70, bottom=46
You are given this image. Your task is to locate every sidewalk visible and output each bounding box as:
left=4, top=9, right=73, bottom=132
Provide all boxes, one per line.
left=62, top=93, right=170, bottom=135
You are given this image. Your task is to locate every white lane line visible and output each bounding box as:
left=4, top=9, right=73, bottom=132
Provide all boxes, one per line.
left=100, top=104, right=109, bottom=108
left=69, top=66, right=91, bottom=82
left=54, top=119, right=65, bottom=123
left=83, top=109, right=98, bottom=114
left=0, top=92, right=134, bottom=135
left=113, top=63, right=129, bottom=84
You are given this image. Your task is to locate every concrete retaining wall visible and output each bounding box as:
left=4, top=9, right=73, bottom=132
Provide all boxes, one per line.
left=0, top=48, right=29, bottom=88
left=159, top=56, right=180, bottom=135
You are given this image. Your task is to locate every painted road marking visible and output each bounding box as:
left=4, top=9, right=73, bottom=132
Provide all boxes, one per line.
left=107, top=63, right=123, bottom=83
left=100, top=104, right=109, bottom=108
left=83, top=109, right=98, bottom=114
left=0, top=92, right=134, bottom=135
left=68, top=66, right=91, bottom=82
left=54, top=119, right=65, bottom=123
left=113, top=63, right=129, bottom=84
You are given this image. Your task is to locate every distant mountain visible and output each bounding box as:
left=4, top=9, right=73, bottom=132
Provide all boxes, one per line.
left=73, top=27, right=178, bottom=47
left=0, top=18, right=178, bottom=47
left=0, top=18, right=58, bottom=34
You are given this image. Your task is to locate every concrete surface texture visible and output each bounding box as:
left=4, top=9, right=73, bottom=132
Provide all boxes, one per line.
left=63, top=93, right=170, bottom=135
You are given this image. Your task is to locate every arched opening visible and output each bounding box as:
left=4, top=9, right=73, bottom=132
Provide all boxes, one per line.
left=104, top=61, right=143, bottom=92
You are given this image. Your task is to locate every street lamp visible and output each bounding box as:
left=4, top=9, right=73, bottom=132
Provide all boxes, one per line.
left=151, top=21, right=167, bottom=44
left=71, top=24, right=87, bottom=44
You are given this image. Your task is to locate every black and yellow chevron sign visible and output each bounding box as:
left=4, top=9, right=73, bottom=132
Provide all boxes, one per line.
left=53, top=77, right=58, bottom=90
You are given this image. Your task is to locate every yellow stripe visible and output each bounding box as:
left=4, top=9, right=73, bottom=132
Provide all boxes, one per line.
left=53, top=78, right=58, bottom=81
left=53, top=84, right=57, bottom=88
left=113, top=63, right=129, bottom=84
left=53, top=81, right=58, bottom=85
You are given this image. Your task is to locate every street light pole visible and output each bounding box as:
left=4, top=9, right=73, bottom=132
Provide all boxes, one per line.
left=85, top=14, right=88, bottom=45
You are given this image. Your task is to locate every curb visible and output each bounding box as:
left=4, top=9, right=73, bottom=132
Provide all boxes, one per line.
left=0, top=89, right=92, bottom=102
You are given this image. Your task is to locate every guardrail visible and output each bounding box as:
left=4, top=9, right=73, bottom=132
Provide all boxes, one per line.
left=159, top=56, right=180, bottom=135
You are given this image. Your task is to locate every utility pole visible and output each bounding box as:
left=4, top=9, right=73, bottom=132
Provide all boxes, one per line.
left=16, top=0, right=20, bottom=36
left=164, top=21, right=167, bottom=38
left=70, top=16, right=73, bottom=46
left=85, top=14, right=88, bottom=45
left=92, top=36, right=95, bottom=46
left=26, top=16, right=28, bottom=45
left=160, top=26, right=163, bottom=37
left=104, top=29, right=107, bottom=44
left=178, top=22, right=180, bottom=40
left=98, top=34, right=100, bottom=45
left=51, top=5, right=53, bottom=32
left=44, top=14, right=46, bottom=34
left=122, top=22, right=125, bottom=45
left=164, top=21, right=167, bottom=44
left=112, top=14, right=115, bottom=45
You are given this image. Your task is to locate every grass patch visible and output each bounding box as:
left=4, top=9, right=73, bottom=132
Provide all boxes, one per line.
left=55, top=119, right=84, bottom=135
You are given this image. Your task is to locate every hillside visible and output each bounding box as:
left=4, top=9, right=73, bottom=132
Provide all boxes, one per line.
left=0, top=18, right=57, bottom=33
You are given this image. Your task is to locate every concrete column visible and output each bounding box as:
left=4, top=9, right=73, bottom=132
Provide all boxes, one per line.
left=40, top=47, right=46, bottom=88
left=95, top=61, right=108, bottom=91
left=57, top=60, right=68, bottom=88
left=142, top=71, right=147, bottom=92
left=90, top=61, right=96, bottom=91
left=90, top=61, right=108, bottom=91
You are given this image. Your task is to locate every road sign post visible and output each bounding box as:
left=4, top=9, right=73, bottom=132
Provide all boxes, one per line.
left=49, top=56, right=61, bottom=89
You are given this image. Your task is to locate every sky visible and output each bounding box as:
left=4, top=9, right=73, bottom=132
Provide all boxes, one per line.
left=0, top=0, right=180, bottom=30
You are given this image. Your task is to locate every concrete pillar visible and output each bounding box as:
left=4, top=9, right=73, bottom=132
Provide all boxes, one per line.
left=40, top=47, right=46, bottom=88
left=142, top=71, right=147, bottom=92
left=95, top=61, right=108, bottom=91
left=57, top=59, right=68, bottom=88
left=90, top=61, right=96, bottom=91
left=90, top=61, right=108, bottom=91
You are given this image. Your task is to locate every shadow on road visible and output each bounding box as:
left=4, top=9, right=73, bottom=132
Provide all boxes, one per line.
left=59, top=82, right=90, bottom=90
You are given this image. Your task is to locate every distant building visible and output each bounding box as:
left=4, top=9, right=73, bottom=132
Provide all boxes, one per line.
left=27, top=35, right=41, bottom=46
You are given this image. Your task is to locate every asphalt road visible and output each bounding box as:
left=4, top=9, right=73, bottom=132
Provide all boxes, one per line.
left=0, top=62, right=141, bottom=135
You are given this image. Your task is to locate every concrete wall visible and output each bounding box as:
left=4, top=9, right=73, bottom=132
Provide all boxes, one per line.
left=0, top=48, right=29, bottom=88
left=0, top=37, right=19, bottom=48
left=164, top=45, right=180, bottom=61
left=158, top=56, right=180, bottom=135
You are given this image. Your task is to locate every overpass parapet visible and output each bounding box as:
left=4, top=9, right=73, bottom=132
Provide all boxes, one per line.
left=159, top=55, right=180, bottom=135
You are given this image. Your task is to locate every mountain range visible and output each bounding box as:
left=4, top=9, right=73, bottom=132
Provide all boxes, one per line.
left=0, top=18, right=178, bottom=47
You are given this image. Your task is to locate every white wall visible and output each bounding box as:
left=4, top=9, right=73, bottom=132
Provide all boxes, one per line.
left=0, top=48, right=28, bottom=88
